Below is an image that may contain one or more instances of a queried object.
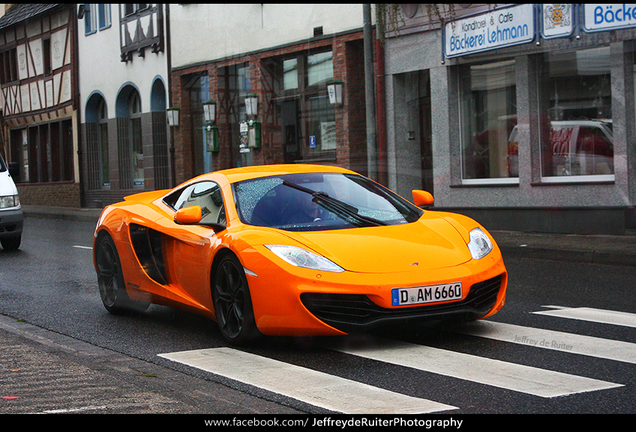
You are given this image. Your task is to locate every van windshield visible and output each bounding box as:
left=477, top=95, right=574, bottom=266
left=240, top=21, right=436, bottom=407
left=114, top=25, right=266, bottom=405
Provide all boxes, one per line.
left=0, top=155, right=7, bottom=172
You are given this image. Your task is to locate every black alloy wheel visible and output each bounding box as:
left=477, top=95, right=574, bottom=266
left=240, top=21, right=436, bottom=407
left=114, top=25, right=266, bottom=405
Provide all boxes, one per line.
left=95, top=233, right=147, bottom=314
left=213, top=253, right=260, bottom=344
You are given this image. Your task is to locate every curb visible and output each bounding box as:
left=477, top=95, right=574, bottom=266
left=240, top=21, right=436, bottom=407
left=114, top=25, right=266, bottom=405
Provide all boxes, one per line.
left=22, top=206, right=102, bottom=224
left=499, top=245, right=636, bottom=267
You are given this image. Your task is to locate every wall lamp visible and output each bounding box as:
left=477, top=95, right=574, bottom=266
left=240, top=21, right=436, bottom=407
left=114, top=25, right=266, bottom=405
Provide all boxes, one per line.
left=203, top=100, right=216, bottom=123
left=327, top=80, right=344, bottom=105
left=203, top=101, right=219, bottom=152
left=167, top=107, right=180, bottom=127
left=245, top=94, right=258, bottom=117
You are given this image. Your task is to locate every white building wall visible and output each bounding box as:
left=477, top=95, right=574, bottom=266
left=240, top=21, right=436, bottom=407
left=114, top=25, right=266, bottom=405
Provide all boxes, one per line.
left=169, top=4, right=366, bottom=69
left=77, top=4, right=168, bottom=120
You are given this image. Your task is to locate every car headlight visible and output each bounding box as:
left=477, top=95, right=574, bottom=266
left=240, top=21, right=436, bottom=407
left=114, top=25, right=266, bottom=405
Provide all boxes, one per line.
left=467, top=228, right=493, bottom=260
left=265, top=245, right=344, bottom=273
left=0, top=195, right=19, bottom=209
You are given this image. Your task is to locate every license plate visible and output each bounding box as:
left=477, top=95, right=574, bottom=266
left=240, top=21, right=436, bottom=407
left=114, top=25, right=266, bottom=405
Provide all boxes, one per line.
left=392, top=282, right=462, bottom=306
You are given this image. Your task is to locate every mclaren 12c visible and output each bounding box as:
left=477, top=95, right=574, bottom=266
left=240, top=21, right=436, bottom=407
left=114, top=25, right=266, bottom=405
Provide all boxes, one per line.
left=93, top=164, right=507, bottom=344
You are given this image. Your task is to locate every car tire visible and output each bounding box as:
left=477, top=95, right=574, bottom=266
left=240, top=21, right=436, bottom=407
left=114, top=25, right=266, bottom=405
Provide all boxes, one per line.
left=212, top=253, right=261, bottom=344
left=1, top=235, right=21, bottom=251
left=95, top=232, right=148, bottom=314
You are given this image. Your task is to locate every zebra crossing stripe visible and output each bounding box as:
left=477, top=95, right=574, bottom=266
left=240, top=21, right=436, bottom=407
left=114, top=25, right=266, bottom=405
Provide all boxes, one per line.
left=456, top=320, right=636, bottom=364
left=158, top=347, right=457, bottom=414
left=533, top=306, right=636, bottom=328
left=325, top=339, right=622, bottom=398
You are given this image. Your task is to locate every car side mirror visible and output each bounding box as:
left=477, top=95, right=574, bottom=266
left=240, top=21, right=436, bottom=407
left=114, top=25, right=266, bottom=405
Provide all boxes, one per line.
left=174, top=206, right=202, bottom=225
left=174, top=205, right=226, bottom=232
left=412, top=190, right=434, bottom=207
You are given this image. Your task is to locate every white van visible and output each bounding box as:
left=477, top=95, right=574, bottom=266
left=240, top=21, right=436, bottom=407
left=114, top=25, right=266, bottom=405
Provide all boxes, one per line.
left=0, top=153, right=22, bottom=251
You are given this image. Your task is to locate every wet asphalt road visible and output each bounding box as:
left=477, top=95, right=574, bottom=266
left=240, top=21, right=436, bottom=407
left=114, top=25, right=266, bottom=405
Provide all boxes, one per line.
left=1, top=216, right=635, bottom=416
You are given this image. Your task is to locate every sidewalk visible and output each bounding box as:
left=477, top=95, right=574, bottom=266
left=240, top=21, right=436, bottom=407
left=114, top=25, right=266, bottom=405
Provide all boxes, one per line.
left=21, top=204, right=636, bottom=267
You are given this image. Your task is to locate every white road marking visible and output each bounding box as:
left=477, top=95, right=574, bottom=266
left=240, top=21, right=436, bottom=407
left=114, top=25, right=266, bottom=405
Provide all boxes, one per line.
left=534, top=306, right=636, bottom=328
left=158, top=347, right=457, bottom=414
left=73, top=245, right=92, bottom=250
left=456, top=321, right=636, bottom=364
left=324, top=339, right=622, bottom=398
left=37, top=405, right=108, bottom=414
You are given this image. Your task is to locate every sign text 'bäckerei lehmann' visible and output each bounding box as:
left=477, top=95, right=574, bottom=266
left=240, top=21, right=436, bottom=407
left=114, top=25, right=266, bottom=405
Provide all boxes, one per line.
left=444, top=4, right=535, bottom=58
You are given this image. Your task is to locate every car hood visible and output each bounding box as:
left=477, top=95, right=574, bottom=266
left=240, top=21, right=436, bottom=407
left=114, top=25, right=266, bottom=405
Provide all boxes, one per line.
left=281, top=214, right=473, bottom=273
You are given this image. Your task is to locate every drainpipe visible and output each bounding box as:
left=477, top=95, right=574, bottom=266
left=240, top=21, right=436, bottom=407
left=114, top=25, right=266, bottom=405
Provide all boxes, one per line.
left=165, top=4, right=176, bottom=187
left=375, top=34, right=387, bottom=186
left=363, top=4, right=377, bottom=180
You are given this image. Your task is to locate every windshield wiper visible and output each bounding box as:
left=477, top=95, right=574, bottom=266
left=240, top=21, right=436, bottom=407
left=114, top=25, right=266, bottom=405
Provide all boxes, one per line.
left=282, top=180, right=386, bottom=227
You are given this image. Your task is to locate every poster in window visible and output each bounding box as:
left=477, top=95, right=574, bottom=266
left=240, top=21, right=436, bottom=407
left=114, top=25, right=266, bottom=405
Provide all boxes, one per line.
left=321, top=121, right=336, bottom=150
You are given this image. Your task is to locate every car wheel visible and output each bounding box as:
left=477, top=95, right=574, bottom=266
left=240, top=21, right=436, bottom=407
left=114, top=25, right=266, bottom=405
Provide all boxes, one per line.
left=213, top=253, right=260, bottom=344
left=1, top=235, right=21, bottom=251
left=95, top=233, right=148, bottom=314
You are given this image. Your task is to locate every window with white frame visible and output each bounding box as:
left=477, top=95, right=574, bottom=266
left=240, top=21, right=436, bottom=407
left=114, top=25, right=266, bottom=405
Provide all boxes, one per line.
left=98, top=4, right=112, bottom=30
left=84, top=4, right=97, bottom=35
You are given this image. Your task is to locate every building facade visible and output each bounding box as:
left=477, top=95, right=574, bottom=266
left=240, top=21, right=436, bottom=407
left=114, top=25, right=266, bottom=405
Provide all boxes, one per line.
left=168, top=4, right=374, bottom=185
left=384, top=4, right=636, bottom=234
left=0, top=4, right=81, bottom=207
left=77, top=3, right=170, bottom=208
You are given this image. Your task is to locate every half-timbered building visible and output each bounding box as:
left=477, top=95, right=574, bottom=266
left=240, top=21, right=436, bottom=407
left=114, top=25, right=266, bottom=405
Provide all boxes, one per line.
left=0, top=4, right=80, bottom=206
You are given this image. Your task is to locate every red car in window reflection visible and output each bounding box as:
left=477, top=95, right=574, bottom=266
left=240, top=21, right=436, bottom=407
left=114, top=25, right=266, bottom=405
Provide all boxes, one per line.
left=507, top=120, right=613, bottom=177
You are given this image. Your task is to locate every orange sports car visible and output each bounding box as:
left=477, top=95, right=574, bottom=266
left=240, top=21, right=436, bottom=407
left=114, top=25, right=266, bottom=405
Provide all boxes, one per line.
left=93, top=164, right=507, bottom=344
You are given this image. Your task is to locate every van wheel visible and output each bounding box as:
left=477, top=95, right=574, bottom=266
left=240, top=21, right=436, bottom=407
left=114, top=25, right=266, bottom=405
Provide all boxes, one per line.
left=1, top=235, right=21, bottom=251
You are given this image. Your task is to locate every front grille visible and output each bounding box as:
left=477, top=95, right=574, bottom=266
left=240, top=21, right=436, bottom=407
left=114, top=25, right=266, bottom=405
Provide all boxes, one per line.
left=301, top=274, right=504, bottom=332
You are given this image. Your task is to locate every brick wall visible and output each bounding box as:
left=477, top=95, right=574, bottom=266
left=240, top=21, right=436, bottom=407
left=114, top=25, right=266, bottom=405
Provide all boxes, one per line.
left=171, top=30, right=370, bottom=184
left=17, top=182, right=81, bottom=207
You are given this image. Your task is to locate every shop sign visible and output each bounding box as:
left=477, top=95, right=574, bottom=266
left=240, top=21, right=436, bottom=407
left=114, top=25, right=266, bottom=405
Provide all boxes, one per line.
left=541, top=4, right=574, bottom=39
left=582, top=4, right=636, bottom=32
left=444, top=4, right=535, bottom=58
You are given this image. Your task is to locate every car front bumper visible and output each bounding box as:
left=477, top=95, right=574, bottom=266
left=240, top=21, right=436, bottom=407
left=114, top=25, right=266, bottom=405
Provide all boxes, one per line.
left=241, top=246, right=507, bottom=337
left=0, top=208, right=23, bottom=239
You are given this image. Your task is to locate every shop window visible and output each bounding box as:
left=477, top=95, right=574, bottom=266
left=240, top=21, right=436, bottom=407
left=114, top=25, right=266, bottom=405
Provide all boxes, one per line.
left=283, top=58, right=298, bottom=90
left=459, top=60, right=518, bottom=183
left=86, top=94, right=110, bottom=190
left=538, top=46, right=613, bottom=181
left=307, top=51, right=333, bottom=86
left=98, top=99, right=110, bottom=187
left=216, top=63, right=251, bottom=168
left=268, top=50, right=336, bottom=162
left=18, top=120, right=73, bottom=184
left=186, top=73, right=212, bottom=175
left=128, top=91, right=144, bottom=187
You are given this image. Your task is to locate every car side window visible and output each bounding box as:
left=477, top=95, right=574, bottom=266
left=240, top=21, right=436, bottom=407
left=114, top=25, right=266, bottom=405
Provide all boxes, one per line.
left=165, top=181, right=226, bottom=226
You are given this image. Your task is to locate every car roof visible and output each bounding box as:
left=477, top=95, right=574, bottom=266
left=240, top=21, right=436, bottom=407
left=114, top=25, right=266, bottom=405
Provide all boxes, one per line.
left=551, top=120, right=612, bottom=127
left=212, top=164, right=356, bottom=183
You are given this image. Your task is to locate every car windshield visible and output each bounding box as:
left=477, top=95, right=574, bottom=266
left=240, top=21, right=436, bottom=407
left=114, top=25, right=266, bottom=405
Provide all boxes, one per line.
left=233, top=172, right=423, bottom=231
